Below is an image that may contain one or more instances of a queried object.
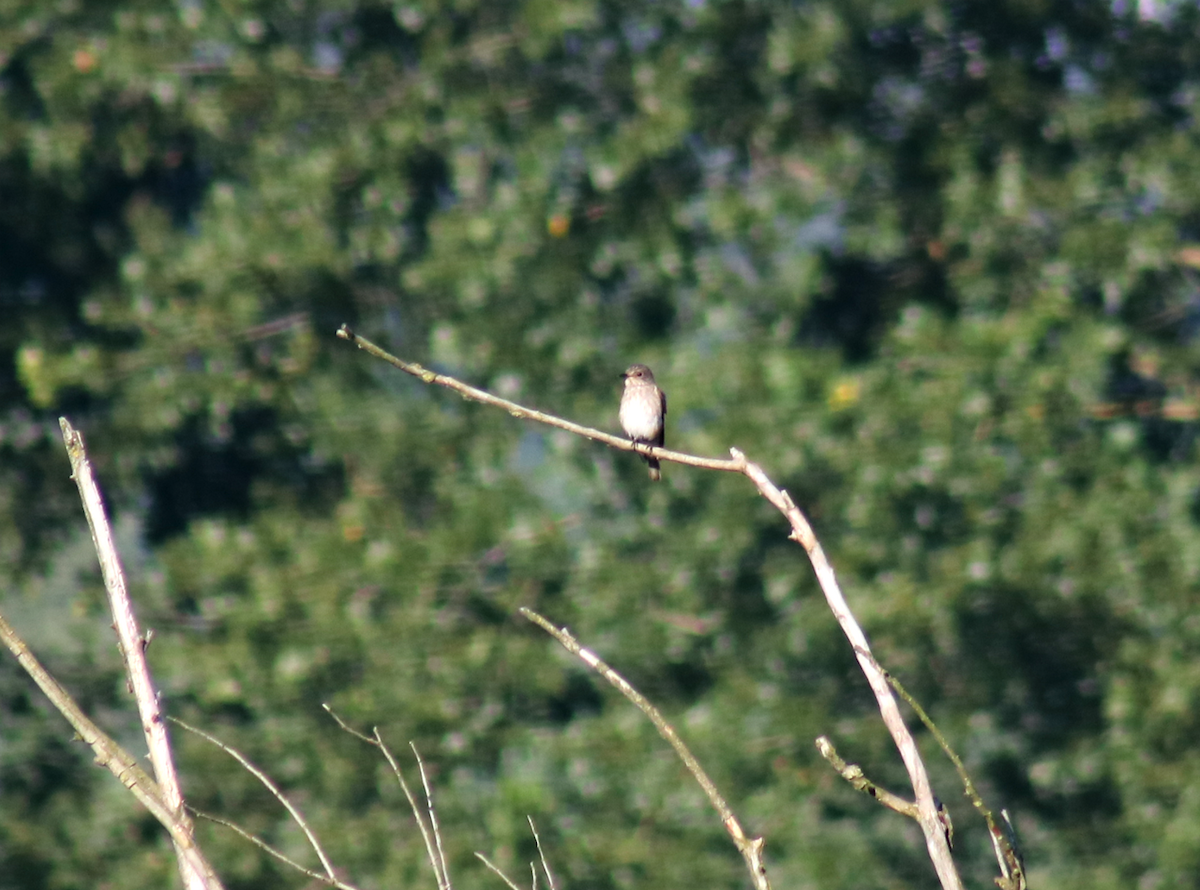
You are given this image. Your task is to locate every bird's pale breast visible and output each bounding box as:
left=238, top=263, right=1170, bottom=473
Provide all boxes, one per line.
left=620, top=386, right=663, bottom=440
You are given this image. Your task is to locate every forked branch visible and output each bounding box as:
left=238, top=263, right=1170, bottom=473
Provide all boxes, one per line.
left=338, top=326, right=963, bottom=890
left=0, top=421, right=223, bottom=890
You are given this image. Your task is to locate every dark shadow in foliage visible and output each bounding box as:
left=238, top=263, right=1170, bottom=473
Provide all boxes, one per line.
left=799, top=256, right=894, bottom=363
left=1104, top=350, right=1197, bottom=463
left=143, top=413, right=260, bottom=542
left=0, top=852, right=53, bottom=890
left=688, top=3, right=771, bottom=146
left=631, top=291, right=675, bottom=340
left=724, top=522, right=790, bottom=641
left=293, top=270, right=363, bottom=344
left=1186, top=486, right=1200, bottom=527
left=143, top=408, right=344, bottom=544
left=546, top=669, right=605, bottom=724
left=349, top=3, right=421, bottom=67
left=0, top=149, right=129, bottom=331
left=1119, top=268, right=1200, bottom=345
left=142, top=132, right=207, bottom=227
left=1141, top=417, right=1198, bottom=465
left=955, top=583, right=1124, bottom=820
left=800, top=250, right=956, bottom=363
left=404, top=148, right=452, bottom=260
left=956, top=583, right=1111, bottom=747
left=466, top=591, right=510, bottom=626
left=1, top=48, right=49, bottom=121
left=785, top=621, right=874, bottom=729
left=0, top=663, right=97, bottom=890
left=0, top=397, right=100, bottom=572
left=990, top=743, right=1122, bottom=828
left=0, top=674, right=94, bottom=811
left=662, top=656, right=716, bottom=703
left=891, top=483, right=971, bottom=552
left=728, top=560, right=776, bottom=634
left=0, top=51, right=208, bottom=417
left=615, top=148, right=702, bottom=231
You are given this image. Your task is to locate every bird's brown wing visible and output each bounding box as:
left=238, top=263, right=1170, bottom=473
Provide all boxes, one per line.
left=657, top=388, right=667, bottom=448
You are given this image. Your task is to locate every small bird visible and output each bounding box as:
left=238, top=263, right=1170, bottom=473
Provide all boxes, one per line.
left=620, top=364, right=667, bottom=481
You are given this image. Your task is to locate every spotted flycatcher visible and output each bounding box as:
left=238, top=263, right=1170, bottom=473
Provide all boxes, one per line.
left=620, top=364, right=666, bottom=481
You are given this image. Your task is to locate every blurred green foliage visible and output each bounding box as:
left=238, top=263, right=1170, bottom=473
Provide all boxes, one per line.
left=5, top=0, right=1200, bottom=887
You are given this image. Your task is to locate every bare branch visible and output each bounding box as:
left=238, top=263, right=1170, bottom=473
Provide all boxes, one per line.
left=875, top=659, right=1025, bottom=888
left=994, top=811, right=1027, bottom=890
left=323, top=703, right=377, bottom=745
left=336, top=325, right=744, bottom=474
left=521, top=608, right=771, bottom=890
left=171, top=718, right=339, bottom=882
left=324, top=706, right=450, bottom=890
left=528, top=817, right=557, bottom=890
left=411, top=742, right=452, bottom=890
left=0, top=615, right=221, bottom=887
left=337, top=329, right=963, bottom=890
left=57, top=418, right=222, bottom=890
left=474, top=812, right=555, bottom=890
left=475, top=853, right=524, bottom=890
left=190, top=809, right=361, bottom=890
left=0, top=612, right=172, bottom=823
left=814, top=735, right=919, bottom=818
left=737, top=455, right=961, bottom=889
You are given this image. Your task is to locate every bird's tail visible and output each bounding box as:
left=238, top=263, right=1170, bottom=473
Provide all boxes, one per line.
left=647, top=456, right=661, bottom=482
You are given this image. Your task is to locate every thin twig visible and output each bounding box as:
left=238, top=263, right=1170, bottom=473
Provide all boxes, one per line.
left=815, top=735, right=956, bottom=854
left=189, top=809, right=360, bottom=890
left=521, top=608, right=770, bottom=890
left=323, top=705, right=448, bottom=890
left=377, top=732, right=447, bottom=890
left=58, top=418, right=222, bottom=890
left=171, top=718, right=339, bottom=882
left=870, top=655, right=1025, bottom=889
left=0, top=612, right=173, bottom=824
left=322, top=704, right=377, bottom=745
left=475, top=853, right=524, bottom=890
left=338, top=329, right=963, bottom=890
left=995, top=811, right=1027, bottom=890
left=411, top=741, right=451, bottom=890
left=528, top=817, right=557, bottom=890
left=814, top=735, right=917, bottom=817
